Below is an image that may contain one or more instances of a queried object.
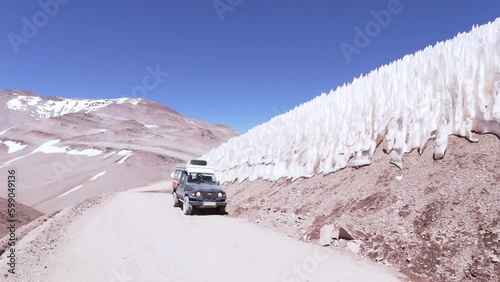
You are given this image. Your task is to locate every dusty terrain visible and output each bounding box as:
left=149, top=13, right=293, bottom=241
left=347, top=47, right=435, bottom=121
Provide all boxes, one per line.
left=222, top=134, right=500, bottom=282
left=0, top=182, right=408, bottom=282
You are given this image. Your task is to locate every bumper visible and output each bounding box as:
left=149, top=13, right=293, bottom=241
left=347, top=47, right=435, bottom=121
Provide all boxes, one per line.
left=189, top=200, right=227, bottom=208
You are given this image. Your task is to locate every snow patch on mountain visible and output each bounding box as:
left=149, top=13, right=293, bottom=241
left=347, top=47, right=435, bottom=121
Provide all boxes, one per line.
left=30, top=139, right=103, bottom=156
left=0, top=125, right=20, bottom=136
left=58, top=185, right=84, bottom=198
left=203, top=18, right=500, bottom=183
left=117, top=153, right=133, bottom=164
left=136, top=120, right=159, bottom=128
left=117, top=150, right=133, bottom=156
left=89, top=171, right=107, bottom=181
left=103, top=151, right=117, bottom=159
left=5, top=94, right=143, bottom=120
left=0, top=140, right=27, bottom=153
left=6, top=99, right=27, bottom=111
left=33, top=140, right=67, bottom=154
left=67, top=148, right=103, bottom=157
left=115, top=150, right=134, bottom=164
left=0, top=153, right=30, bottom=168
left=0, top=139, right=104, bottom=168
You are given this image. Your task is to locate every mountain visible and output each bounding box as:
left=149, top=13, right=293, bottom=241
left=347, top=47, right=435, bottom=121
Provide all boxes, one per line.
left=0, top=90, right=239, bottom=212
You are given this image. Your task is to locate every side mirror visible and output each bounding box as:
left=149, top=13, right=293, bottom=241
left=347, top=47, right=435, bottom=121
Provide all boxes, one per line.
left=217, top=181, right=220, bottom=185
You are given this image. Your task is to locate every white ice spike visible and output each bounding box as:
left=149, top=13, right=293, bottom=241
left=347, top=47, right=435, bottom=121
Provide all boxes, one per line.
left=203, top=18, right=500, bottom=183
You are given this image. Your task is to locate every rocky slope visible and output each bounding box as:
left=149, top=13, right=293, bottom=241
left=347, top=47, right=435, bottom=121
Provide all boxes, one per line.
left=0, top=197, right=43, bottom=238
left=222, top=134, right=499, bottom=281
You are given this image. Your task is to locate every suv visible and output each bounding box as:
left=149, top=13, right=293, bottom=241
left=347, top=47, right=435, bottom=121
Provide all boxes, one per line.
left=171, top=159, right=227, bottom=215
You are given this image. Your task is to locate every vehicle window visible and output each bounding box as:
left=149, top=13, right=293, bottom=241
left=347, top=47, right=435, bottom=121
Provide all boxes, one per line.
left=187, top=173, right=217, bottom=184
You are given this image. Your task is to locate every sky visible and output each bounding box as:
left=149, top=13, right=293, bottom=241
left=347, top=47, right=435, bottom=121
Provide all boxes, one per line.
left=1, top=0, right=499, bottom=133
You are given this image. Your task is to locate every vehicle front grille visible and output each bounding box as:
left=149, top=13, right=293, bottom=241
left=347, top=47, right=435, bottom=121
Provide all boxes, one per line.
left=201, top=192, right=218, bottom=201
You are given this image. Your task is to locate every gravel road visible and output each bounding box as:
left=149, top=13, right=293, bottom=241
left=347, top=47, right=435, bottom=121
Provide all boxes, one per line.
left=0, top=182, right=408, bottom=282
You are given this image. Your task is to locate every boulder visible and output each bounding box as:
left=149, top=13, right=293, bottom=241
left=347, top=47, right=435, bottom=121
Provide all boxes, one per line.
left=339, top=227, right=355, bottom=240
left=319, top=224, right=335, bottom=246
left=347, top=240, right=362, bottom=254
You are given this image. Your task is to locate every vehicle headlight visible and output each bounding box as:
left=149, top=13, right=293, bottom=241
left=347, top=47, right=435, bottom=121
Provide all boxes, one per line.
left=218, top=192, right=225, bottom=197
left=196, top=191, right=201, bottom=197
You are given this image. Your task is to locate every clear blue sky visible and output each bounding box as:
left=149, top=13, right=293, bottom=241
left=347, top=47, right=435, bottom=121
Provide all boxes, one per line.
left=1, top=0, right=498, bottom=133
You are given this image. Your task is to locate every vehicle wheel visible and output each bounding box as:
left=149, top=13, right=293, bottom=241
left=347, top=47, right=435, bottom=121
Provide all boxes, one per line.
left=183, top=196, right=193, bottom=215
left=172, top=192, right=180, bottom=207
left=217, top=206, right=226, bottom=215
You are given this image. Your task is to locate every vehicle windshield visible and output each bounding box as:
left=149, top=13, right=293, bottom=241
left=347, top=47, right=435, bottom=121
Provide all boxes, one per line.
left=187, top=173, right=217, bottom=184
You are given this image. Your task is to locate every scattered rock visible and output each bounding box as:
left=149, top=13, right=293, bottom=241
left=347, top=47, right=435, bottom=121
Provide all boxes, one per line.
left=491, top=255, right=499, bottom=263
left=396, top=175, right=403, bottom=181
left=319, top=224, right=335, bottom=246
left=347, top=240, right=361, bottom=254
left=339, top=227, right=355, bottom=240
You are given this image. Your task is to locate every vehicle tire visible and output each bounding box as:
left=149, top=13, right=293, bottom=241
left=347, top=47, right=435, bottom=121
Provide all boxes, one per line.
left=172, top=192, right=180, bottom=207
left=183, top=196, right=193, bottom=215
left=217, top=206, right=226, bottom=215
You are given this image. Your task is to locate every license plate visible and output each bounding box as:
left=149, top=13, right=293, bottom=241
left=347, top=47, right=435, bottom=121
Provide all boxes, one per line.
left=203, top=202, right=216, bottom=206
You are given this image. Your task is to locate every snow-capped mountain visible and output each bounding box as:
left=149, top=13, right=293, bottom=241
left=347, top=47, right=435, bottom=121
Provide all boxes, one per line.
left=6, top=93, right=139, bottom=118
left=1, top=90, right=151, bottom=130
left=203, top=18, right=500, bottom=183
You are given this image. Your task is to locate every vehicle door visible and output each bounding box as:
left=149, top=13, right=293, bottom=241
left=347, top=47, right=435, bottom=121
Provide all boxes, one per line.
left=172, top=170, right=179, bottom=191
left=178, top=171, right=187, bottom=197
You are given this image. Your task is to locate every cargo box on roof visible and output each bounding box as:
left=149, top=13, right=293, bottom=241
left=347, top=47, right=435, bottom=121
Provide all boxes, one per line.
left=189, top=159, right=207, bottom=166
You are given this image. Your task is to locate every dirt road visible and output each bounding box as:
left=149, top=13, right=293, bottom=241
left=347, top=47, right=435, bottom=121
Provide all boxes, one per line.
left=0, top=182, right=407, bottom=282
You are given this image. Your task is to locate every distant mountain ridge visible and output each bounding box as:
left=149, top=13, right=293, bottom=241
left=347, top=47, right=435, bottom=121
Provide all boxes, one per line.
left=0, top=90, right=186, bottom=130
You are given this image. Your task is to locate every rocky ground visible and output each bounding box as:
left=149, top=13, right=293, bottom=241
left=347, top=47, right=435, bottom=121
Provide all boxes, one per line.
left=0, top=192, right=115, bottom=280
left=222, top=134, right=500, bottom=282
